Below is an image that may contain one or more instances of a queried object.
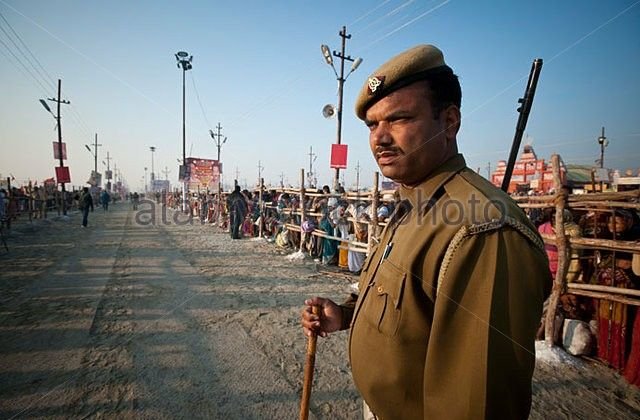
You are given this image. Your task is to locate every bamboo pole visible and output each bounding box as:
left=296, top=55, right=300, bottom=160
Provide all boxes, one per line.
left=566, top=288, right=640, bottom=307
left=538, top=233, right=640, bottom=253
left=545, top=154, right=568, bottom=345
left=299, top=169, right=306, bottom=253
left=368, top=172, right=379, bottom=255
left=284, top=223, right=368, bottom=249
left=567, top=282, right=640, bottom=298
left=300, top=305, right=319, bottom=420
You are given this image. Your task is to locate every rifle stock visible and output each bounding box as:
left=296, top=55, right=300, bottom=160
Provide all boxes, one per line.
left=501, top=58, right=543, bottom=192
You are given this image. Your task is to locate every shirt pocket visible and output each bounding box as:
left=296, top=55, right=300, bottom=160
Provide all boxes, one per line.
left=364, top=261, right=406, bottom=336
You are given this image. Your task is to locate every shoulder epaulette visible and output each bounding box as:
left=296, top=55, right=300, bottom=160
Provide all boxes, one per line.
left=436, top=216, right=544, bottom=296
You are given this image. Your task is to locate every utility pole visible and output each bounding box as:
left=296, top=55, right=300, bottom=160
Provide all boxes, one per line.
left=355, top=161, right=361, bottom=193
left=209, top=122, right=226, bottom=223
left=162, top=166, right=171, bottom=180
left=47, top=79, right=70, bottom=215
left=486, top=161, right=491, bottom=179
left=149, top=146, right=156, bottom=182
left=257, top=160, right=264, bottom=187
left=105, top=152, right=112, bottom=171
left=321, top=26, right=362, bottom=192
left=280, top=172, right=285, bottom=188
left=92, top=134, right=102, bottom=174
left=105, top=151, right=112, bottom=191
left=84, top=134, right=102, bottom=187
left=235, top=166, right=240, bottom=182
left=307, top=146, right=316, bottom=188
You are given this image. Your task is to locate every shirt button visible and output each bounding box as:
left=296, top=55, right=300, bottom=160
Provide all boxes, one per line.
left=377, top=286, right=384, bottom=294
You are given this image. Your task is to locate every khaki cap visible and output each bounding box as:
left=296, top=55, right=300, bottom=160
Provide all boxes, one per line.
left=354, top=44, right=453, bottom=120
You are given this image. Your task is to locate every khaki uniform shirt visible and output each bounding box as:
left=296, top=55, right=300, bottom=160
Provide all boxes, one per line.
left=342, top=154, right=550, bottom=419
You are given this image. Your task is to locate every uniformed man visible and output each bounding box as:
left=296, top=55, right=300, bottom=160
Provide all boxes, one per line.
left=301, top=44, right=550, bottom=419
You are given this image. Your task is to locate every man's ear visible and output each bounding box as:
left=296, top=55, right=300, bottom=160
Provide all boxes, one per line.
left=442, top=105, right=461, bottom=141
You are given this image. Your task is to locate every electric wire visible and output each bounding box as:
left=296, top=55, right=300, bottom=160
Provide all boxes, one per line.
left=0, top=10, right=55, bottom=88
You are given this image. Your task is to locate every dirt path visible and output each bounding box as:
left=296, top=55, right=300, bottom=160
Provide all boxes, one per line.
left=1, top=201, right=640, bottom=419
left=1, top=202, right=358, bottom=419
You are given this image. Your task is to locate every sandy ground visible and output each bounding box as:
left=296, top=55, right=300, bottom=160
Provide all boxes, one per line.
left=1, top=200, right=640, bottom=419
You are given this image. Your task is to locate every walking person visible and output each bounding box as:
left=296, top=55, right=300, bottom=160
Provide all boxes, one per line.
left=132, top=192, right=139, bottom=210
left=80, top=187, right=94, bottom=227
left=301, top=44, right=550, bottom=419
left=100, top=189, right=111, bottom=212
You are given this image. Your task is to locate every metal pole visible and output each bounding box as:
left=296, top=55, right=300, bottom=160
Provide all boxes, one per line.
left=333, top=27, right=347, bottom=192
left=182, top=66, right=188, bottom=212
left=599, top=126, right=605, bottom=169
left=57, top=79, right=67, bottom=216
left=94, top=133, right=98, bottom=174
left=258, top=177, right=264, bottom=238
left=217, top=123, right=222, bottom=225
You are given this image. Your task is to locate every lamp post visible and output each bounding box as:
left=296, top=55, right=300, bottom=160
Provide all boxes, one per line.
left=150, top=146, right=156, bottom=191
left=597, top=126, right=608, bottom=169
left=39, top=79, right=70, bottom=216
left=175, top=51, right=193, bottom=212
left=321, top=26, right=362, bottom=192
left=84, top=133, right=102, bottom=187
left=144, top=167, right=148, bottom=193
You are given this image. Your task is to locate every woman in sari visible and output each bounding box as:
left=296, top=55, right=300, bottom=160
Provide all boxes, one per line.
left=592, top=210, right=640, bottom=372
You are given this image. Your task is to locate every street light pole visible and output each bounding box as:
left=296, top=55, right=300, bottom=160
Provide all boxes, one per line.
left=175, top=51, right=193, bottom=212
left=150, top=146, right=156, bottom=186
left=209, top=123, right=226, bottom=224
left=40, top=79, right=70, bottom=216
left=597, top=126, right=607, bottom=169
left=54, top=80, right=68, bottom=216
left=321, top=26, right=362, bottom=192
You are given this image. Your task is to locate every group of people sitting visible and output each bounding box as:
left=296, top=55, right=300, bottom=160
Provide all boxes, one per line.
left=529, top=200, right=640, bottom=386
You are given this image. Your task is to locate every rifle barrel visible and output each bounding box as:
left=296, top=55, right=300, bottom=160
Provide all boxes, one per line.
left=501, top=58, right=543, bottom=192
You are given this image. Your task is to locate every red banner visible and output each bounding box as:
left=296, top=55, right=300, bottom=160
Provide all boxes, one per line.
left=53, top=142, right=67, bottom=160
left=55, top=166, right=71, bottom=184
left=330, top=144, right=348, bottom=169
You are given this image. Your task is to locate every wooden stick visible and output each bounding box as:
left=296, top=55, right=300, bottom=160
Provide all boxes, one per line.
left=567, top=282, right=640, bottom=298
left=299, top=169, right=306, bottom=253
left=300, top=305, right=319, bottom=420
left=566, top=288, right=640, bottom=307
left=368, top=172, right=379, bottom=255
left=545, top=154, right=568, bottom=345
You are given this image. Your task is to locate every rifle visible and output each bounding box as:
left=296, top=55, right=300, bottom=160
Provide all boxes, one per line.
left=501, top=59, right=543, bottom=192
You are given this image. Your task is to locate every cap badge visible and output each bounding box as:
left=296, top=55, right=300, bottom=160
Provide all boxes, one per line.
left=368, top=76, right=385, bottom=95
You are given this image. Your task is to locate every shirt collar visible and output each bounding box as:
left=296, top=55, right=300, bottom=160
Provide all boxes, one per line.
left=399, top=154, right=467, bottom=212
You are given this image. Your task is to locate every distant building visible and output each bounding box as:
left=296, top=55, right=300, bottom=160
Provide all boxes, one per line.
left=613, top=169, right=640, bottom=192
left=490, top=145, right=564, bottom=193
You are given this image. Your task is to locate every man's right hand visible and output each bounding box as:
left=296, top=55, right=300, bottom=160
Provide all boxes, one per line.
left=301, top=297, right=342, bottom=338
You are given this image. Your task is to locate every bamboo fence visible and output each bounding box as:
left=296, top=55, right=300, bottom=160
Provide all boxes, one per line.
left=251, top=161, right=639, bottom=345
left=515, top=155, right=640, bottom=344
